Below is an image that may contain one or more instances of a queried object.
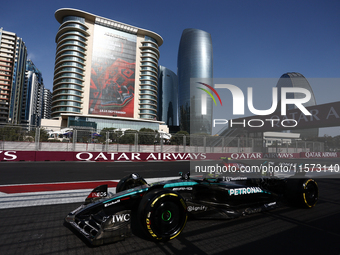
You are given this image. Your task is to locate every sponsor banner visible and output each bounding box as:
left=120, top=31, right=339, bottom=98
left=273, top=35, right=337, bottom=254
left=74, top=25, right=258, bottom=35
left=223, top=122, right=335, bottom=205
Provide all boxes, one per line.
left=0, top=151, right=35, bottom=161
left=263, top=153, right=300, bottom=159
left=300, top=152, right=339, bottom=158
left=74, top=152, right=207, bottom=161
left=36, top=151, right=74, bottom=161
left=1, top=151, right=340, bottom=162
left=0, top=151, right=206, bottom=162
left=200, top=153, right=263, bottom=160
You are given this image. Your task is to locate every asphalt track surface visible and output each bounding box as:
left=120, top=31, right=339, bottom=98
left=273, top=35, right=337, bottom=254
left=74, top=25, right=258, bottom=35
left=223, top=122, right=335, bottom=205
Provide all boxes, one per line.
left=0, top=161, right=340, bottom=255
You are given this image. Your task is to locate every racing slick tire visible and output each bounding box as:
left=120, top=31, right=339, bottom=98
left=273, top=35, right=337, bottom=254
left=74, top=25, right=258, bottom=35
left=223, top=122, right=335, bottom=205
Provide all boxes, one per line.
left=285, top=178, right=319, bottom=208
left=138, top=189, right=187, bottom=241
left=116, top=173, right=147, bottom=193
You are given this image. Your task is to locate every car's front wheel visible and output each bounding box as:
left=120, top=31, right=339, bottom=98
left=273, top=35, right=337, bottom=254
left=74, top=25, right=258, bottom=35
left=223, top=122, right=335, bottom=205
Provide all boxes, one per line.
left=138, top=189, right=187, bottom=241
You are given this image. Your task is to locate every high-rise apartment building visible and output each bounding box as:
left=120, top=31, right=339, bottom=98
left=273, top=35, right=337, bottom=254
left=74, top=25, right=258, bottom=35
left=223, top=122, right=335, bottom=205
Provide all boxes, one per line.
left=9, top=37, right=27, bottom=124
left=177, top=28, right=213, bottom=134
left=43, top=88, right=52, bottom=119
left=51, top=8, right=164, bottom=131
left=0, top=29, right=17, bottom=123
left=21, top=59, right=44, bottom=126
left=0, top=28, right=47, bottom=127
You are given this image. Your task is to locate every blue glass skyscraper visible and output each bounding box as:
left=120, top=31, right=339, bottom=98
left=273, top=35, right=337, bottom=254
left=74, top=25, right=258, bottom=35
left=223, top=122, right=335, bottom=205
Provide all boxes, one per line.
left=276, top=72, right=318, bottom=138
left=177, top=28, right=213, bottom=134
left=157, top=66, right=179, bottom=129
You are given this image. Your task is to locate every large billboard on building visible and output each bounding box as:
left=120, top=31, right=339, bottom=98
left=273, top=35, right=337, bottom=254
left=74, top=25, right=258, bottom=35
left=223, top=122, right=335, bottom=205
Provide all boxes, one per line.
left=89, top=25, right=136, bottom=117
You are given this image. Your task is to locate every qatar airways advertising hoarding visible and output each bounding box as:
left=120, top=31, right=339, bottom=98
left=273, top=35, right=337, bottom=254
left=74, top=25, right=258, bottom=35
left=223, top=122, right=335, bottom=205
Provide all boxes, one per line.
left=89, top=25, right=137, bottom=117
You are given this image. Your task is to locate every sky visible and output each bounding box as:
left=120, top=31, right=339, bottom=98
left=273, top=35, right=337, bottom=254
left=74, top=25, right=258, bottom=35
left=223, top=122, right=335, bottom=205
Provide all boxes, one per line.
left=1, top=0, right=339, bottom=136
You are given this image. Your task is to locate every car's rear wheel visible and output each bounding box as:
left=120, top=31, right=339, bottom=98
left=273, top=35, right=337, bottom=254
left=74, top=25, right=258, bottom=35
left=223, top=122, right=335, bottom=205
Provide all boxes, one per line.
left=302, top=179, right=319, bottom=208
left=138, top=189, right=187, bottom=241
left=285, top=178, right=319, bottom=208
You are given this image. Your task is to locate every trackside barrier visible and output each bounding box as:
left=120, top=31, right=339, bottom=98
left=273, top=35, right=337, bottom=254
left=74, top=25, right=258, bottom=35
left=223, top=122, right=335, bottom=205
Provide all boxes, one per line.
left=0, top=151, right=339, bottom=162
left=35, top=151, right=75, bottom=161
left=0, top=151, right=36, bottom=161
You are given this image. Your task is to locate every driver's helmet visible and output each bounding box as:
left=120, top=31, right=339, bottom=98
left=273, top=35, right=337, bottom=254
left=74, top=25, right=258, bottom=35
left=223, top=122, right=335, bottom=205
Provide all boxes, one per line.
left=220, top=157, right=230, bottom=163
left=205, top=171, right=222, bottom=179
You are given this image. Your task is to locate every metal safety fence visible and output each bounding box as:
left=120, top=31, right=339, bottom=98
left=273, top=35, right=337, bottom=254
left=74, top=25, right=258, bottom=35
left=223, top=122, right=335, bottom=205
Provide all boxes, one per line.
left=0, top=125, right=324, bottom=153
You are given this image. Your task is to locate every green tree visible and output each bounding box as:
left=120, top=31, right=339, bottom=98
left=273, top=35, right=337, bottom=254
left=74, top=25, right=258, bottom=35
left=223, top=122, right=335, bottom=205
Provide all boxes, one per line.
left=170, top=131, right=189, bottom=145
left=0, top=125, right=23, bottom=141
left=99, top=128, right=118, bottom=143
left=119, top=129, right=138, bottom=144
left=139, top=128, right=157, bottom=145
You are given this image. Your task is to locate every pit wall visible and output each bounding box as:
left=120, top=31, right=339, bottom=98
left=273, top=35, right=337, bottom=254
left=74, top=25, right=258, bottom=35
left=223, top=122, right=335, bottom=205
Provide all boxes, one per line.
left=0, top=151, right=338, bottom=162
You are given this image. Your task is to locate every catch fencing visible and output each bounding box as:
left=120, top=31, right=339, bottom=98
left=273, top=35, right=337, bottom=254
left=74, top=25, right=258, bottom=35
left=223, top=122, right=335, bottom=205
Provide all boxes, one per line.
left=0, top=125, right=324, bottom=153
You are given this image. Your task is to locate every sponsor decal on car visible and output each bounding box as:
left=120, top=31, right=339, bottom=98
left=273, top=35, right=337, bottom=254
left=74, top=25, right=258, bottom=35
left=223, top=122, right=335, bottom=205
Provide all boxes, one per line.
left=112, top=213, right=130, bottom=223
left=223, top=176, right=248, bottom=182
left=172, top=187, right=193, bottom=191
left=88, top=191, right=107, bottom=198
left=104, top=199, right=120, bottom=207
left=187, top=205, right=207, bottom=212
left=264, top=202, right=277, bottom=208
left=228, top=187, right=263, bottom=196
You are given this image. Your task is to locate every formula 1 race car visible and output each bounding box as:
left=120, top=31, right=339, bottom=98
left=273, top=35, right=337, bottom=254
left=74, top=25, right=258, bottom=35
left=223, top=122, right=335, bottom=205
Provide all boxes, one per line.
left=65, top=162, right=319, bottom=246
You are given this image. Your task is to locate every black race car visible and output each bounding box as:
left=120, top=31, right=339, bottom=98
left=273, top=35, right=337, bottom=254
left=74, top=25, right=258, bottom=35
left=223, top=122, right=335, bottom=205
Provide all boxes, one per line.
left=65, top=161, right=319, bottom=246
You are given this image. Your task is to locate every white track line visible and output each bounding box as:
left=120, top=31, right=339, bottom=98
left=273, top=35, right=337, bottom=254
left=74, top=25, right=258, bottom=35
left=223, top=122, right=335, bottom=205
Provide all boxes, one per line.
left=0, top=172, right=338, bottom=210
left=0, top=177, right=176, bottom=209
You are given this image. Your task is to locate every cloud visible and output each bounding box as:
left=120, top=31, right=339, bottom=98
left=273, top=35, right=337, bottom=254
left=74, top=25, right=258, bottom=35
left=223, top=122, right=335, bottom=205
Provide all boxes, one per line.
left=27, top=53, right=36, bottom=61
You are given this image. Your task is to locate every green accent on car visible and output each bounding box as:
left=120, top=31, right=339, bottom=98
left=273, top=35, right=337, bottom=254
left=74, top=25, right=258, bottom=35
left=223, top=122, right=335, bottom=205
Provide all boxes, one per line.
left=163, top=182, right=198, bottom=188
left=162, top=210, right=172, bottom=221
